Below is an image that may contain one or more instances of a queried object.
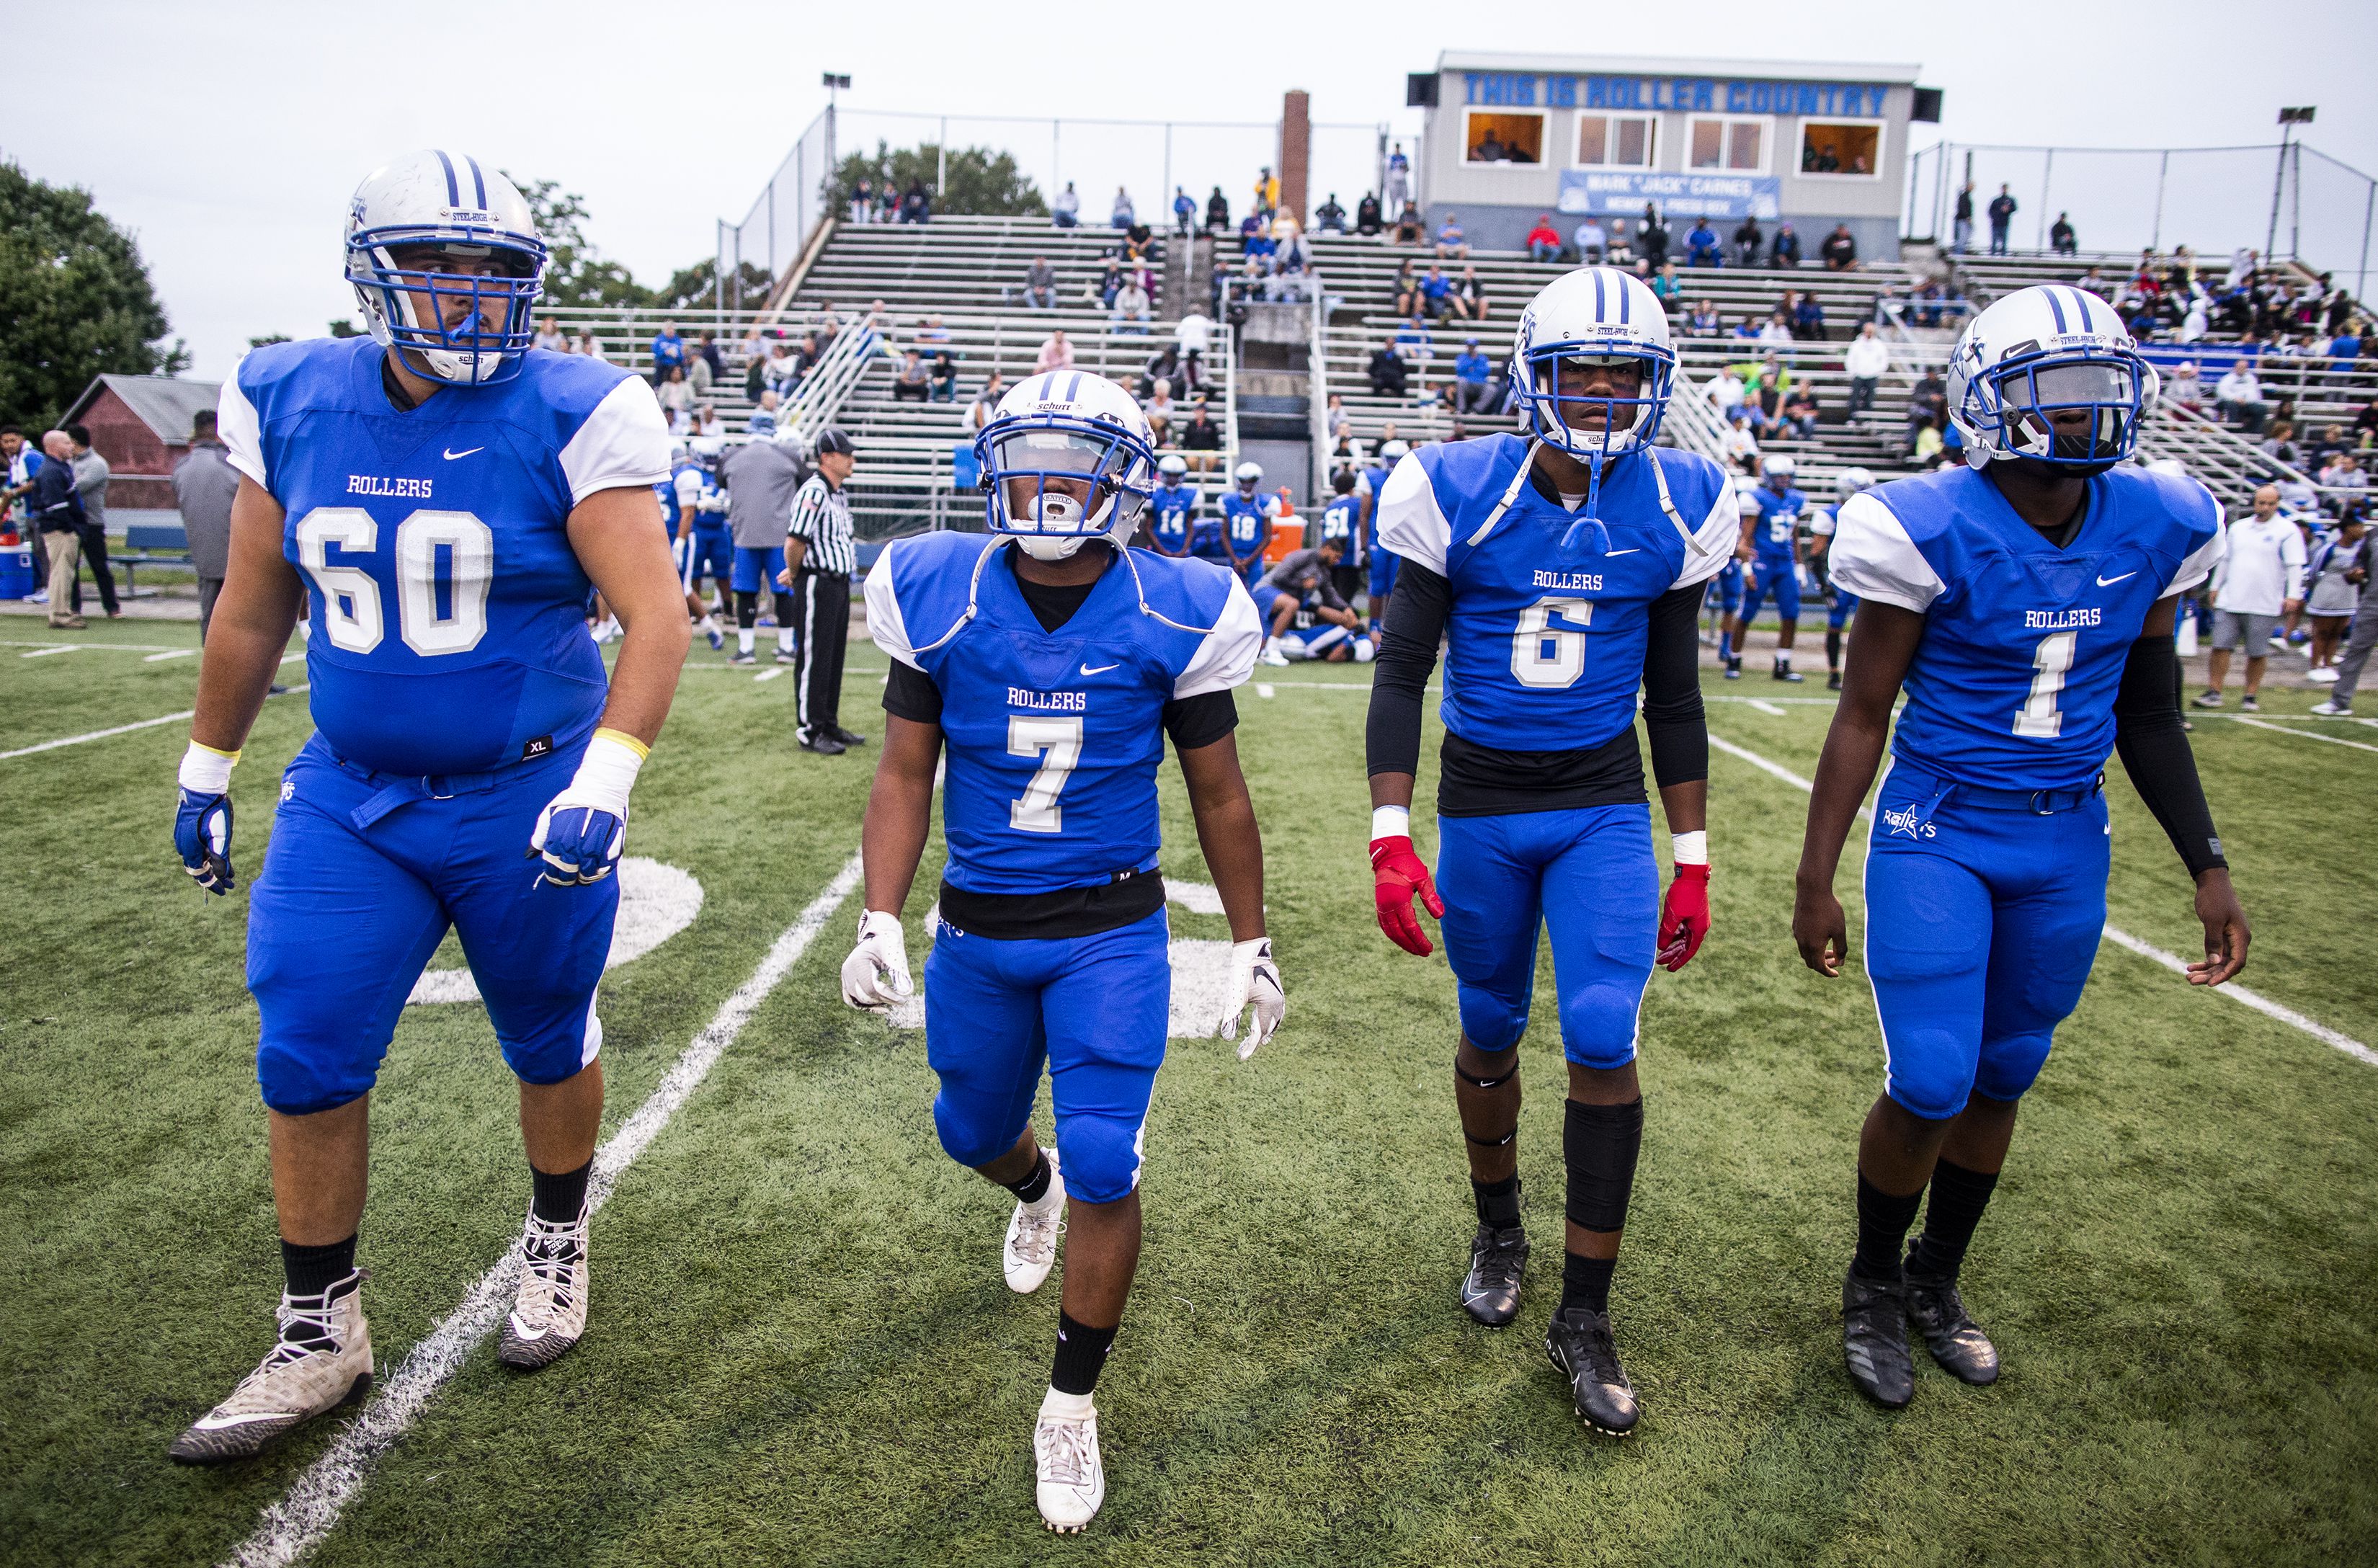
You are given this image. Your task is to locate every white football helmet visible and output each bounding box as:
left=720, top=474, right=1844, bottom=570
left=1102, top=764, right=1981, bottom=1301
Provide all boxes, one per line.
left=1763, top=454, right=1796, bottom=486
left=1835, top=466, right=1876, bottom=499
left=975, top=371, right=1156, bottom=560
left=1510, top=267, right=1677, bottom=460
left=1233, top=460, right=1263, bottom=491
left=1157, top=453, right=1188, bottom=482
left=346, top=150, right=546, bottom=386
left=1948, top=284, right=2157, bottom=475
left=1378, top=439, right=1411, bottom=464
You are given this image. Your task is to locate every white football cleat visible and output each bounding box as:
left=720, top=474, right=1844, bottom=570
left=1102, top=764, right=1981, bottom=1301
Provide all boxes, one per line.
left=169, top=1274, right=373, bottom=1464
left=1033, top=1386, right=1105, bottom=1533
left=1003, top=1149, right=1066, bottom=1294
left=1257, top=641, right=1291, bottom=667
left=499, top=1202, right=591, bottom=1370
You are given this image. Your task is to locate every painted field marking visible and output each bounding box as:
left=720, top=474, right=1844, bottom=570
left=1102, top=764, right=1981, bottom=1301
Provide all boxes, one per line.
left=145, top=649, right=200, bottom=663
left=2214, top=713, right=2378, bottom=755
left=0, top=685, right=309, bottom=763
left=1745, top=698, right=1787, bottom=716
left=1707, top=731, right=2374, bottom=1068
left=754, top=667, right=785, bottom=683
left=21, top=644, right=80, bottom=659
left=221, top=852, right=866, bottom=1568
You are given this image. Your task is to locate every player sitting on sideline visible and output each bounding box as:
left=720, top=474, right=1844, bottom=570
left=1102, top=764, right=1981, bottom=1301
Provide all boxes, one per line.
left=1255, top=535, right=1370, bottom=663
left=1794, top=284, right=2250, bottom=1410
left=1805, top=466, right=1875, bottom=690
left=1731, top=453, right=1810, bottom=681
left=167, top=151, right=685, bottom=1464
left=1365, top=267, right=1734, bottom=1437
left=841, top=371, right=1283, bottom=1533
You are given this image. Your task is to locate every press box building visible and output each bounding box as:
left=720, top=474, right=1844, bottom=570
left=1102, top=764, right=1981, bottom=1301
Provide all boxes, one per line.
left=1404, top=51, right=1938, bottom=261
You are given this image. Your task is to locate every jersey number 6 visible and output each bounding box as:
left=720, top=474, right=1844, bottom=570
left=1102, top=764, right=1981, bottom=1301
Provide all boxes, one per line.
left=295, top=507, right=496, bottom=657
left=1009, top=715, right=1085, bottom=833
left=1510, top=596, right=1593, bottom=689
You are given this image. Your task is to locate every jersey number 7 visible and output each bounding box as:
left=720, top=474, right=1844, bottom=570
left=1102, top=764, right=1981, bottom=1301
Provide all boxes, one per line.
left=1009, top=716, right=1084, bottom=833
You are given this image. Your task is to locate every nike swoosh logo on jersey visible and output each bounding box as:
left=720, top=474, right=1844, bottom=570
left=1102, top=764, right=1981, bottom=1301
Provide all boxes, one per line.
left=1080, top=662, right=1118, bottom=675
left=2096, top=571, right=2137, bottom=586
left=1606, top=548, right=1642, bottom=556
left=442, top=446, right=484, bottom=460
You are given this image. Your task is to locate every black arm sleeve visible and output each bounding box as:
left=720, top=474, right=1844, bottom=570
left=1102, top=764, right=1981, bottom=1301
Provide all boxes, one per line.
left=2112, top=633, right=2227, bottom=877
left=1639, top=582, right=1709, bottom=788
left=1164, top=690, right=1238, bottom=750
left=882, top=658, right=943, bottom=723
left=1365, top=560, right=1451, bottom=777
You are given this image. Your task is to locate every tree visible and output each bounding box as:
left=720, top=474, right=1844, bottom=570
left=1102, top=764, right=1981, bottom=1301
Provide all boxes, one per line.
left=0, top=161, right=188, bottom=429
left=648, top=258, right=776, bottom=313
left=828, top=141, right=1045, bottom=218
left=503, top=173, right=653, bottom=309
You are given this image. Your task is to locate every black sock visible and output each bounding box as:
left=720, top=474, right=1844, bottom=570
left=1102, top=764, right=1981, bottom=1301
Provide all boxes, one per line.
left=1560, top=1251, right=1616, bottom=1317
left=1855, top=1172, right=1925, bottom=1283
left=1004, top=1147, right=1053, bottom=1207
left=531, top=1158, right=592, bottom=1224
left=1050, top=1310, right=1118, bottom=1396
left=281, top=1234, right=357, bottom=1299
left=1826, top=628, right=1843, bottom=669
left=1471, top=1173, right=1521, bottom=1229
left=1907, top=1159, right=2000, bottom=1282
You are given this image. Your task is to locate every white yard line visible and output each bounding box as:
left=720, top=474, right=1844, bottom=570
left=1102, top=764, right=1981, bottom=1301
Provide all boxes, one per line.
left=1, top=638, right=200, bottom=654
left=221, top=851, right=866, bottom=1568
left=1707, top=731, right=2375, bottom=1068
left=144, top=649, right=200, bottom=663
left=2213, top=713, right=2378, bottom=755
left=20, top=644, right=80, bottom=659
left=1745, top=698, right=1787, bottom=716
left=0, top=685, right=308, bottom=762
left=1255, top=683, right=1275, bottom=699
left=753, top=667, right=784, bottom=683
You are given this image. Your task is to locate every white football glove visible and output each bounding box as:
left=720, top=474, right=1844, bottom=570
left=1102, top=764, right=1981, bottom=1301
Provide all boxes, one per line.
left=529, top=730, right=644, bottom=886
left=841, top=909, right=913, bottom=1011
left=1222, top=937, right=1286, bottom=1060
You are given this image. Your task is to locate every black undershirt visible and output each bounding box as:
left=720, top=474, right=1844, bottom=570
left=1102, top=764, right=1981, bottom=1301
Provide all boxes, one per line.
left=883, top=551, right=1239, bottom=938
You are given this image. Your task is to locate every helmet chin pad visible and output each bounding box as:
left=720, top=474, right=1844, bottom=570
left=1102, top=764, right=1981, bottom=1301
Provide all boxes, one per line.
left=1015, top=534, right=1090, bottom=561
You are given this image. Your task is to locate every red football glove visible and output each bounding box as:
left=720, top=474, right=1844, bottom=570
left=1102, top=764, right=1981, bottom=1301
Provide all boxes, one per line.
left=1656, top=863, right=1711, bottom=971
left=1371, top=835, right=1446, bottom=956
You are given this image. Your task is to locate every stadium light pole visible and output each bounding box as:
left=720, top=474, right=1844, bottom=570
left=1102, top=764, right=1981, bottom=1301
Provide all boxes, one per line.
left=2269, top=107, right=2313, bottom=263
left=824, top=72, right=850, bottom=218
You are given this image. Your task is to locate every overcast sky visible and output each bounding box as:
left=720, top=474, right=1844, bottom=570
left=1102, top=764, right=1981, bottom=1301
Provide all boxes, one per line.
left=9, top=0, right=2372, bottom=379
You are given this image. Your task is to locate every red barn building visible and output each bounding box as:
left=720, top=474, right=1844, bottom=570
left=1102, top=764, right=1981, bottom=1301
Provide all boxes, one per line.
left=60, top=375, right=223, bottom=519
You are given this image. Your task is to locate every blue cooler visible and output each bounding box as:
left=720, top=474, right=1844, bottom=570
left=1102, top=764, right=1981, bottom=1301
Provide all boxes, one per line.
left=0, top=535, right=33, bottom=600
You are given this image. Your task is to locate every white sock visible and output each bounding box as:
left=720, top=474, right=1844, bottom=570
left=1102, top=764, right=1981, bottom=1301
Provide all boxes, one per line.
left=1039, top=1386, right=1095, bottom=1421
left=778, top=629, right=796, bottom=654
left=698, top=612, right=718, bottom=633
left=737, top=628, right=754, bottom=654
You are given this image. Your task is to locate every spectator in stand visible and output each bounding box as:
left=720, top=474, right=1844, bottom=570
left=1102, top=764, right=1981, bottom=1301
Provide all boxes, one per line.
left=656, top=364, right=693, bottom=419
left=1638, top=206, right=1669, bottom=267
left=1172, top=186, right=1196, bottom=236
left=1420, top=264, right=1453, bottom=321
left=1394, top=314, right=1433, bottom=366
left=1650, top=262, right=1683, bottom=302
left=1606, top=218, right=1634, bottom=267
left=1435, top=213, right=1469, bottom=258
left=1035, top=327, right=1075, bottom=374
left=1206, top=187, right=1230, bottom=234
left=2304, top=509, right=2367, bottom=680
left=1053, top=182, right=1081, bottom=228
left=1759, top=311, right=1795, bottom=346
left=1254, top=167, right=1280, bottom=220
left=2198, top=484, right=2306, bottom=710
left=1139, top=343, right=1183, bottom=398
left=1987, top=184, right=2018, bottom=254
left=1180, top=401, right=1224, bottom=472
left=1391, top=204, right=1427, bottom=245
left=1384, top=143, right=1412, bottom=211
left=901, top=179, right=932, bottom=223
left=173, top=410, right=239, bottom=640
left=1687, top=299, right=1721, bottom=337
left=1451, top=338, right=1493, bottom=414
left=2217, top=358, right=2269, bottom=433
left=1355, top=192, right=1382, bottom=236
left=1685, top=217, right=1722, bottom=267
left=1951, top=182, right=1975, bottom=253
left=1390, top=259, right=1421, bottom=318
left=1526, top=213, right=1562, bottom=262
left=2180, top=291, right=2211, bottom=344
left=575, top=328, right=605, bottom=360
left=1110, top=186, right=1135, bottom=230
left=848, top=177, right=874, bottom=223
left=2049, top=212, right=2077, bottom=254
left=928, top=351, right=958, bottom=403
left=2353, top=393, right=2378, bottom=450
left=64, top=425, right=118, bottom=620
left=1704, top=362, right=1746, bottom=418
left=1307, top=191, right=1342, bottom=233
left=1722, top=407, right=1761, bottom=468
left=1023, top=255, right=1057, bottom=311
left=1143, top=377, right=1180, bottom=428
left=1453, top=266, right=1489, bottom=323
left=1905, top=367, right=1947, bottom=457
left=1793, top=292, right=1827, bottom=341
left=1177, top=308, right=1214, bottom=368
left=1368, top=339, right=1410, bottom=398
left=1747, top=353, right=1792, bottom=429
left=649, top=321, right=685, bottom=387
left=747, top=388, right=780, bottom=438
left=1571, top=215, right=1608, bottom=264
left=534, top=317, right=565, bottom=352
left=963, top=372, right=1007, bottom=437
left=1845, top=321, right=1890, bottom=416
left=1112, top=274, right=1152, bottom=331
left=2168, top=360, right=2205, bottom=416
left=1732, top=215, right=1763, bottom=267
left=26, top=431, right=85, bottom=628
left=1820, top=223, right=1858, bottom=271
left=1779, top=384, right=1822, bottom=440
left=2320, top=450, right=2367, bottom=498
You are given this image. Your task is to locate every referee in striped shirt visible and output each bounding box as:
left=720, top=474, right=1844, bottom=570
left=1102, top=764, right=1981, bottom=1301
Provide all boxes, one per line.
left=777, top=428, right=863, bottom=754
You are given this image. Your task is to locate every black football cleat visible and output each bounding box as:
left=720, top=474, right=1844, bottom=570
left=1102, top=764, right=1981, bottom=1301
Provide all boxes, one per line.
left=1459, top=1224, right=1528, bottom=1327
left=1842, top=1268, right=1915, bottom=1409
left=1905, top=1273, right=2000, bottom=1385
left=798, top=732, right=847, bottom=756
left=1826, top=671, right=1843, bottom=691
left=832, top=727, right=869, bottom=747
left=1545, top=1306, right=1639, bottom=1436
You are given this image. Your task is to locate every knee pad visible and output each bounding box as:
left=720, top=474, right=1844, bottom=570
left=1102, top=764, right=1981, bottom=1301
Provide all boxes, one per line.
left=1558, top=983, right=1642, bottom=1070
left=1884, top=1029, right=1977, bottom=1121
left=499, top=1002, right=603, bottom=1087
left=1052, top=1113, right=1145, bottom=1206
left=254, top=1035, right=380, bottom=1118
left=1454, top=984, right=1531, bottom=1054
left=1974, top=1030, right=2052, bottom=1105
left=931, top=1090, right=1025, bottom=1172
left=735, top=589, right=758, bottom=629
left=1564, top=1097, right=1644, bottom=1233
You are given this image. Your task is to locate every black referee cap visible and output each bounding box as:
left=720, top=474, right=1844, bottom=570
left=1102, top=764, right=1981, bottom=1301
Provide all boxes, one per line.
left=812, top=427, right=855, bottom=458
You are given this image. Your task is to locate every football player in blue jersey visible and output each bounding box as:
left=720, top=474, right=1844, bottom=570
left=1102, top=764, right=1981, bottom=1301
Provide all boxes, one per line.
left=1362, top=438, right=1412, bottom=636
left=1364, top=268, right=1737, bottom=1436
left=1793, top=285, right=2250, bottom=1409
left=165, top=151, right=685, bottom=1464
left=842, top=371, right=1282, bottom=1531
left=671, top=440, right=731, bottom=649
left=1219, top=459, right=1281, bottom=583
left=1708, top=478, right=1753, bottom=674
left=1731, top=454, right=1811, bottom=681
left=1144, top=452, right=1198, bottom=557
left=1806, top=466, right=1875, bottom=690
left=1318, top=467, right=1367, bottom=606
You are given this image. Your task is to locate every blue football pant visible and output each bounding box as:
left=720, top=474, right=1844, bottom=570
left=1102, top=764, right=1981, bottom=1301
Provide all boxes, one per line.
left=247, top=736, right=617, bottom=1116
left=1434, top=806, right=1659, bottom=1067
left=729, top=543, right=783, bottom=594
left=1827, top=587, right=1859, bottom=631
left=1862, top=765, right=2110, bottom=1121
left=922, top=909, right=1170, bottom=1205
left=1740, top=553, right=1802, bottom=623
left=680, top=524, right=731, bottom=590
left=1368, top=550, right=1401, bottom=604
left=1708, top=559, right=1742, bottom=618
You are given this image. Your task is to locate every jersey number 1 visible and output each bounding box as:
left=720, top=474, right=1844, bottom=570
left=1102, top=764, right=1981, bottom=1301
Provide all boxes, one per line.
left=1510, top=597, right=1593, bottom=689
left=1009, top=716, right=1084, bottom=833
left=295, top=507, right=495, bottom=656
left=2012, top=630, right=2076, bottom=738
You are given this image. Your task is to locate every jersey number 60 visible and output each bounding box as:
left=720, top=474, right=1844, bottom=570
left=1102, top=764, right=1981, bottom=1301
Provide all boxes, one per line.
left=1510, top=596, right=1593, bottom=689
left=294, top=507, right=496, bottom=657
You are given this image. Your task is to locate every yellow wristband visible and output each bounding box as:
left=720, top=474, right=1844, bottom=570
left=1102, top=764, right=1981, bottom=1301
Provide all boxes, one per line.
left=592, top=727, right=651, bottom=760
left=191, top=741, right=243, bottom=763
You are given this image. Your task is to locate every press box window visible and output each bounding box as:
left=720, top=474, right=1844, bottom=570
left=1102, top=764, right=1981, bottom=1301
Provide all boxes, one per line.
left=1799, top=121, right=1882, bottom=177
left=1465, top=111, right=1544, bottom=165
left=1687, top=117, right=1766, bottom=173
left=1575, top=114, right=1656, bottom=169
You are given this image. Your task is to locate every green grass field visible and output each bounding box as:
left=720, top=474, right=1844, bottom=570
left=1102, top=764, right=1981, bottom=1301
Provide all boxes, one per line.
left=4, top=617, right=2376, bottom=1567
